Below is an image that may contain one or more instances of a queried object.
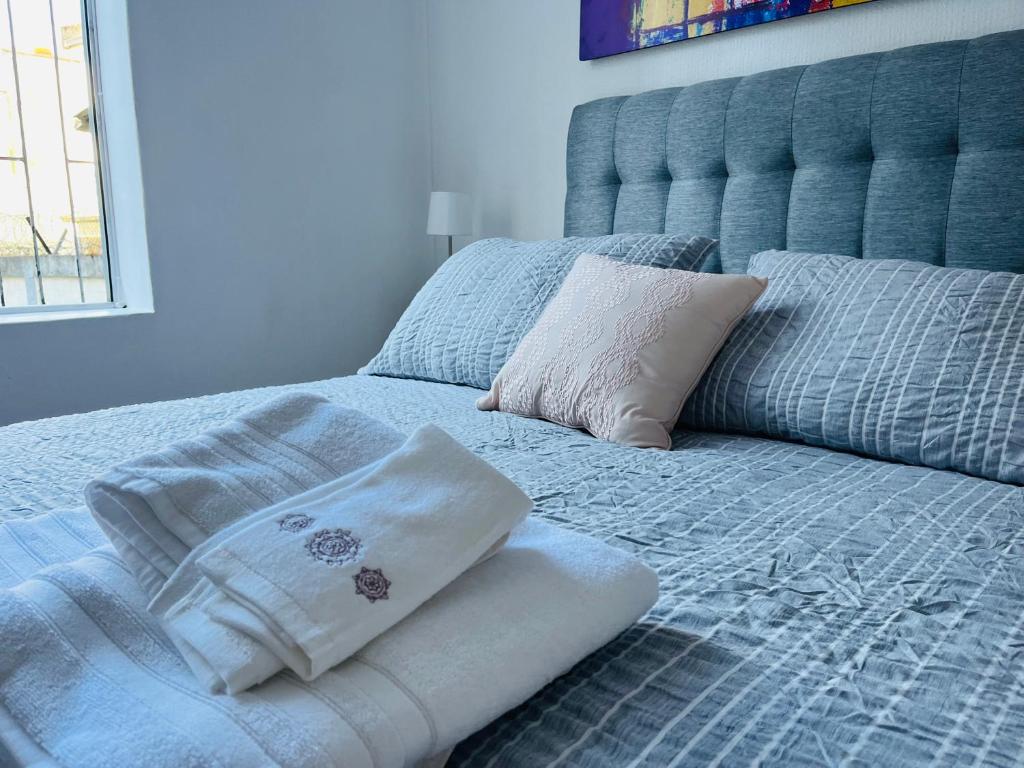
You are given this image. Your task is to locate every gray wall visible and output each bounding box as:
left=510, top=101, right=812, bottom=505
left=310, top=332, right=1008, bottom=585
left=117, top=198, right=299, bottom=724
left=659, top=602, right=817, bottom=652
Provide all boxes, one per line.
left=424, top=0, right=1024, bottom=246
left=1, top=0, right=432, bottom=425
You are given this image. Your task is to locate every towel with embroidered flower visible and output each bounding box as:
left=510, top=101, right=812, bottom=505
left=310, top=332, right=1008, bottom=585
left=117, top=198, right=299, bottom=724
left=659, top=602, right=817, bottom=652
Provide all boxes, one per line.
left=148, top=423, right=533, bottom=693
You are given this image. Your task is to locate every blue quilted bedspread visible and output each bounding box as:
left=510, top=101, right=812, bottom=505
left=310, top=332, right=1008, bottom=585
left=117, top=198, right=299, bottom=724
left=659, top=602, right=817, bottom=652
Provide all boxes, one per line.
left=2, top=375, right=1022, bottom=766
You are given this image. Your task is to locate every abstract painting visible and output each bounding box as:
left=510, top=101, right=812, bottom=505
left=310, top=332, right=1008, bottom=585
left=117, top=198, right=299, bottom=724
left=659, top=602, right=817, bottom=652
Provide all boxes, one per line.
left=581, top=0, right=878, bottom=60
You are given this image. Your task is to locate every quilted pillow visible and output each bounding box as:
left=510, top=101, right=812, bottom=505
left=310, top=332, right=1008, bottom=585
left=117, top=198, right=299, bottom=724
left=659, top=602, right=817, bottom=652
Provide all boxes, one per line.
left=360, top=234, right=717, bottom=389
left=477, top=254, right=767, bottom=449
left=683, top=250, right=1024, bottom=484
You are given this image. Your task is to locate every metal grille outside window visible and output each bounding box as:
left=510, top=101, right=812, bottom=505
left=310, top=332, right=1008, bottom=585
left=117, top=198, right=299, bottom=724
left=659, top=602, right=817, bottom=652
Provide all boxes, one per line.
left=0, top=0, right=111, bottom=311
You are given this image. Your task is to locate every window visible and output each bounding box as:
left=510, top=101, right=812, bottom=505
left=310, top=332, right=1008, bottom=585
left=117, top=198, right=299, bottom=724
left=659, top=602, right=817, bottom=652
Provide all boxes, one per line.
left=0, top=0, right=111, bottom=312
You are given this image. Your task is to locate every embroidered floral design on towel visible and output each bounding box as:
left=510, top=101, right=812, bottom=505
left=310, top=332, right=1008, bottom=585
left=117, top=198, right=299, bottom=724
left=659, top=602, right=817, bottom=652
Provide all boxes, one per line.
left=278, top=513, right=314, bottom=533
left=353, top=567, right=391, bottom=602
left=305, top=528, right=362, bottom=566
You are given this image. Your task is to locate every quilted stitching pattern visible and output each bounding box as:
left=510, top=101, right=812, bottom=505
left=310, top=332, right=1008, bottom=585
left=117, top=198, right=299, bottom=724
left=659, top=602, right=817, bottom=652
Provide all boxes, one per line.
left=684, top=251, right=1024, bottom=484
left=360, top=234, right=715, bottom=389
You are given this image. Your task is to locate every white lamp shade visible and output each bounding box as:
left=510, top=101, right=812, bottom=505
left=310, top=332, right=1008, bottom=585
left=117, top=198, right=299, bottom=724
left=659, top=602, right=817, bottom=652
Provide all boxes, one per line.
left=427, top=191, right=472, bottom=236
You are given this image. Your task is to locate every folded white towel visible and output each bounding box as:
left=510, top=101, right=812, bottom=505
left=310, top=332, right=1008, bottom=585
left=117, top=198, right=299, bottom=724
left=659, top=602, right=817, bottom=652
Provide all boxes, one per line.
left=85, top=393, right=404, bottom=599
left=150, top=424, right=533, bottom=691
left=0, top=519, right=658, bottom=768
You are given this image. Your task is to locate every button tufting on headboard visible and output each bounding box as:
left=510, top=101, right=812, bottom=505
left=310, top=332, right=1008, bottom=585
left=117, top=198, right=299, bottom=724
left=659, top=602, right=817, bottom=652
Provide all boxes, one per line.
left=565, top=30, right=1024, bottom=275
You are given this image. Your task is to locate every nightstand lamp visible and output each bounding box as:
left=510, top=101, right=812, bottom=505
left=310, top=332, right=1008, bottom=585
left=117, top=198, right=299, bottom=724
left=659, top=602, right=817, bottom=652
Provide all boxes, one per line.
left=427, top=191, right=472, bottom=258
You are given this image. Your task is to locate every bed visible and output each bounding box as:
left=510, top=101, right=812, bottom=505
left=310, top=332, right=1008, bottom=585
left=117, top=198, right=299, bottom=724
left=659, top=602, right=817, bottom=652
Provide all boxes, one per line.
left=2, top=30, right=1023, bottom=768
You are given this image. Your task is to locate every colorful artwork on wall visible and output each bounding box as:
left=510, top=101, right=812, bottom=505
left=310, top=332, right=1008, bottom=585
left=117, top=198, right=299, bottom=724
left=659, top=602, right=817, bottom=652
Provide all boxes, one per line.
left=580, top=0, right=878, bottom=60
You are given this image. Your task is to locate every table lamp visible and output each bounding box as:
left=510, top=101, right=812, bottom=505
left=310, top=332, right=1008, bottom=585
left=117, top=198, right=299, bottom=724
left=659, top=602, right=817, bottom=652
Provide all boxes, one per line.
left=427, top=191, right=472, bottom=258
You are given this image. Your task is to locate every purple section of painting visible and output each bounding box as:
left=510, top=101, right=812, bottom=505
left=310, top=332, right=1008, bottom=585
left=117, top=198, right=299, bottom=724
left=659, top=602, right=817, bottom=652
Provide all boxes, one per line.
left=580, top=0, right=637, bottom=60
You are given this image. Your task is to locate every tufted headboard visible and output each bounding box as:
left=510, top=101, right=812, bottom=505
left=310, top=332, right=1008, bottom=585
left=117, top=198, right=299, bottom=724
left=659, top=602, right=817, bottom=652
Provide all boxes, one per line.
left=564, top=31, right=1024, bottom=274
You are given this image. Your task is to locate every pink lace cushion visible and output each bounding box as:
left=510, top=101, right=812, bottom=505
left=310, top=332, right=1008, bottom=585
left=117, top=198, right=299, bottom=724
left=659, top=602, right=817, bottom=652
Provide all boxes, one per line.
left=477, top=254, right=767, bottom=448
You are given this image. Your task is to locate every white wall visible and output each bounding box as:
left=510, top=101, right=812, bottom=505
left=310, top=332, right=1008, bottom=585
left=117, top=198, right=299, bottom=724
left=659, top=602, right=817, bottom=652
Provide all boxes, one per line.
left=425, top=0, right=1024, bottom=247
left=1, top=0, right=432, bottom=425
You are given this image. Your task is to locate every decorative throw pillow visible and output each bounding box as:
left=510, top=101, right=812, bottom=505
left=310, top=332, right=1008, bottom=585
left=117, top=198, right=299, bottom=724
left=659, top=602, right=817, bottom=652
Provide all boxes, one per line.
left=359, top=234, right=717, bottom=390
left=683, top=250, right=1024, bottom=485
left=476, top=253, right=767, bottom=449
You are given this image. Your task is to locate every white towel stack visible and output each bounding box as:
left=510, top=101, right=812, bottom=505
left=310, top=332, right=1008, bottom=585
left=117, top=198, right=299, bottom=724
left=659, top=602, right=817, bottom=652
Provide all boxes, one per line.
left=16, top=391, right=665, bottom=766
left=87, top=394, right=533, bottom=693
left=148, top=424, right=533, bottom=692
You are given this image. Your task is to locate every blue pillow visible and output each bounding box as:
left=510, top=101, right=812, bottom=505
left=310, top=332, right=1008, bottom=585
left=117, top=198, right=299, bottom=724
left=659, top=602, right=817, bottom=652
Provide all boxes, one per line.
left=361, top=234, right=717, bottom=390
left=683, top=250, right=1024, bottom=485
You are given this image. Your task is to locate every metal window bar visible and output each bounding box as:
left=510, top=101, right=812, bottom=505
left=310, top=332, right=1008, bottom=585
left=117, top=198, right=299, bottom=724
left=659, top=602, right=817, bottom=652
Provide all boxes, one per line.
left=47, top=0, right=86, bottom=303
left=81, top=0, right=113, bottom=304
left=4, top=0, right=45, bottom=306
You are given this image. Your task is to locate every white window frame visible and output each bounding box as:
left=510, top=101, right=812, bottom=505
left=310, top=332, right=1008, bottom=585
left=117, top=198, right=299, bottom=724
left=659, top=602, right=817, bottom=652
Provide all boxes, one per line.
left=0, top=0, right=151, bottom=325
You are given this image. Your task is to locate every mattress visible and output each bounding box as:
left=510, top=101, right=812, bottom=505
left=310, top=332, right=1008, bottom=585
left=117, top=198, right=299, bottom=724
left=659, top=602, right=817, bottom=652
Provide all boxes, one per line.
left=2, top=375, right=1023, bottom=767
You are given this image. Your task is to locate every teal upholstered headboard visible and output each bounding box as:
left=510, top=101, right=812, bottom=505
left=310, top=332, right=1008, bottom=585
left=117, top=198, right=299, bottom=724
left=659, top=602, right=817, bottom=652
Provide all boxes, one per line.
left=564, top=31, right=1024, bottom=274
